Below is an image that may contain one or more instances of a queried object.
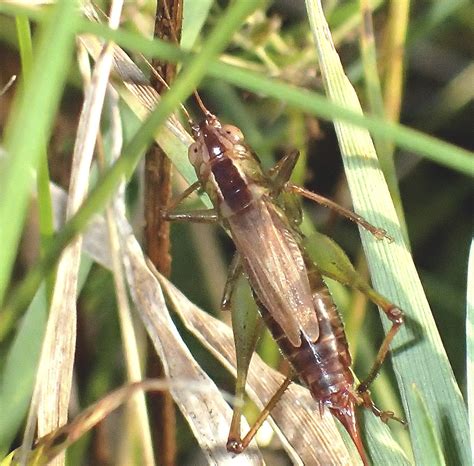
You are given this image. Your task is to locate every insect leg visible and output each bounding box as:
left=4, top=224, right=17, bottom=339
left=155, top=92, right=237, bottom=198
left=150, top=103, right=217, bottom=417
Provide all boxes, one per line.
left=358, top=390, right=406, bottom=425
left=163, top=182, right=219, bottom=222
left=285, top=183, right=392, bottom=241
left=340, top=276, right=404, bottom=399
left=227, top=374, right=293, bottom=453
left=334, top=263, right=405, bottom=422
left=221, top=253, right=242, bottom=312
left=167, top=180, right=201, bottom=210
left=268, top=150, right=300, bottom=193
left=356, top=302, right=404, bottom=394
left=163, top=209, right=218, bottom=223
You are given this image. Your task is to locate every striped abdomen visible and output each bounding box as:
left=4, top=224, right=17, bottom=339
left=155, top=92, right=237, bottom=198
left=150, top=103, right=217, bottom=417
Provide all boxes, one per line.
left=257, top=260, right=354, bottom=408
left=210, top=156, right=253, bottom=214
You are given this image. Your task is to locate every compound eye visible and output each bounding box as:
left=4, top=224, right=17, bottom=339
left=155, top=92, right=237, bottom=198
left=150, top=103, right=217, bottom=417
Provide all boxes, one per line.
left=188, top=142, right=200, bottom=165
left=222, top=124, right=244, bottom=143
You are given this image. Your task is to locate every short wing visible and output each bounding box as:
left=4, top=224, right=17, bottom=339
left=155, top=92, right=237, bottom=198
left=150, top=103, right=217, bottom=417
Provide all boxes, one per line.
left=228, top=198, right=319, bottom=346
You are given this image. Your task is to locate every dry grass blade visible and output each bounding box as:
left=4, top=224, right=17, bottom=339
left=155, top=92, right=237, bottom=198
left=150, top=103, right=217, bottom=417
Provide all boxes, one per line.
left=20, top=2, right=125, bottom=464
left=78, top=25, right=196, bottom=184
left=49, top=183, right=111, bottom=269
left=112, top=207, right=263, bottom=465
left=100, top=86, right=155, bottom=465
left=157, top=275, right=360, bottom=465
left=4, top=380, right=201, bottom=466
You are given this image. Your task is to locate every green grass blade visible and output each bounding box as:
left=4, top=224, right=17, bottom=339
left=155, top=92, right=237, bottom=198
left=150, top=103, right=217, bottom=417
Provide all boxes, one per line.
left=205, top=61, right=473, bottom=177
left=0, top=0, right=78, bottom=306
left=358, top=0, right=407, bottom=238
left=15, top=15, right=55, bottom=305
left=0, top=286, right=47, bottom=456
left=467, top=238, right=474, bottom=465
left=2, top=4, right=471, bottom=176
left=361, top=411, right=411, bottom=465
left=181, top=0, right=213, bottom=50
left=410, top=384, right=447, bottom=466
left=87, top=20, right=473, bottom=175
left=0, top=0, right=264, bottom=340
left=304, top=0, right=470, bottom=464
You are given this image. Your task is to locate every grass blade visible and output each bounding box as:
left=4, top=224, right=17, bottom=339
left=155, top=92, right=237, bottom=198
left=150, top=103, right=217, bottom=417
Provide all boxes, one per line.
left=0, top=0, right=263, bottom=340
left=0, top=287, right=47, bottom=456
left=410, top=384, right=447, bottom=466
left=304, top=0, right=470, bottom=464
left=467, top=238, right=474, bottom=465
left=0, top=0, right=78, bottom=306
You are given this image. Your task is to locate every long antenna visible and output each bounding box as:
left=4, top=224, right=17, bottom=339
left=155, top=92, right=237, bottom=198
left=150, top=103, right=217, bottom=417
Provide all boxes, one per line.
left=162, top=0, right=213, bottom=119
left=141, top=55, right=193, bottom=125
left=193, top=90, right=212, bottom=117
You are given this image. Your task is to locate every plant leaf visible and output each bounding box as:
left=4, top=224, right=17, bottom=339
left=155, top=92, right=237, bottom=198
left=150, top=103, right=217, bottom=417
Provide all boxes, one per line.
left=304, top=1, right=470, bottom=464
left=410, top=384, right=446, bottom=466
left=467, top=238, right=474, bottom=465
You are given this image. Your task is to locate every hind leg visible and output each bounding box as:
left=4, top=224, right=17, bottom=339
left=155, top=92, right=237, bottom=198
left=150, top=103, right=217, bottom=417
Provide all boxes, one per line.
left=357, top=390, right=406, bottom=425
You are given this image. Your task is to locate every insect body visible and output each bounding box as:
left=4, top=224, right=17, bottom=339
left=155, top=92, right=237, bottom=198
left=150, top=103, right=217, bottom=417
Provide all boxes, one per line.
left=188, top=115, right=319, bottom=347
left=255, top=254, right=388, bottom=465
left=166, top=109, right=404, bottom=464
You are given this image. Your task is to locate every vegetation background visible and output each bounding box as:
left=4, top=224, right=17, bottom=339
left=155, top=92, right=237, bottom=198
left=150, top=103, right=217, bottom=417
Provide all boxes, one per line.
left=0, top=0, right=472, bottom=465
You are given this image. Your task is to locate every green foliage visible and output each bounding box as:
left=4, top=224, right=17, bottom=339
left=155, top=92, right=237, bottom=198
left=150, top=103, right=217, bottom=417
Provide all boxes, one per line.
left=0, top=0, right=471, bottom=464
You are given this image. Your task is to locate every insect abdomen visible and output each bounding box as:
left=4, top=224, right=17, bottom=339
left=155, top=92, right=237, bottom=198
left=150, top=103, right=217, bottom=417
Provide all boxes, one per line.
left=211, top=157, right=253, bottom=214
left=258, top=264, right=354, bottom=406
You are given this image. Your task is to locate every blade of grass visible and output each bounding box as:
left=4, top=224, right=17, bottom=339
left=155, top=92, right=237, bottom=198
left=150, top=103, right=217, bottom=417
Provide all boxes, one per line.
left=88, top=20, right=473, bottom=174
left=358, top=0, right=407, bottom=239
left=410, top=384, right=447, bottom=466
left=467, top=239, right=474, bottom=465
left=205, top=61, right=473, bottom=175
left=381, top=0, right=410, bottom=124
left=79, top=19, right=473, bottom=174
left=98, top=83, right=154, bottom=465
left=0, top=286, right=47, bottom=457
left=181, top=0, right=213, bottom=50
left=0, top=259, right=92, bottom=458
left=0, top=0, right=264, bottom=340
left=15, top=15, right=55, bottom=306
left=0, top=0, right=78, bottom=307
left=1, top=3, right=471, bottom=175
left=304, top=1, right=470, bottom=464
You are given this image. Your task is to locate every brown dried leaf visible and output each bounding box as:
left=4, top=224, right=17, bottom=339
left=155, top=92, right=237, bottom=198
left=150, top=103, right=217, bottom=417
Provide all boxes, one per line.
left=48, top=182, right=359, bottom=464
left=113, top=209, right=263, bottom=465
left=157, top=275, right=360, bottom=465
left=6, top=381, right=203, bottom=465
left=20, top=5, right=126, bottom=465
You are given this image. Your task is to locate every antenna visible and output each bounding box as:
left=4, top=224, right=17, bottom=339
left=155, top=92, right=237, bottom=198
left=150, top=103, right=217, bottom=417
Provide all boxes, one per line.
left=143, top=0, right=214, bottom=126
left=162, top=0, right=214, bottom=120
left=141, top=55, right=193, bottom=126
left=193, top=90, right=213, bottom=118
